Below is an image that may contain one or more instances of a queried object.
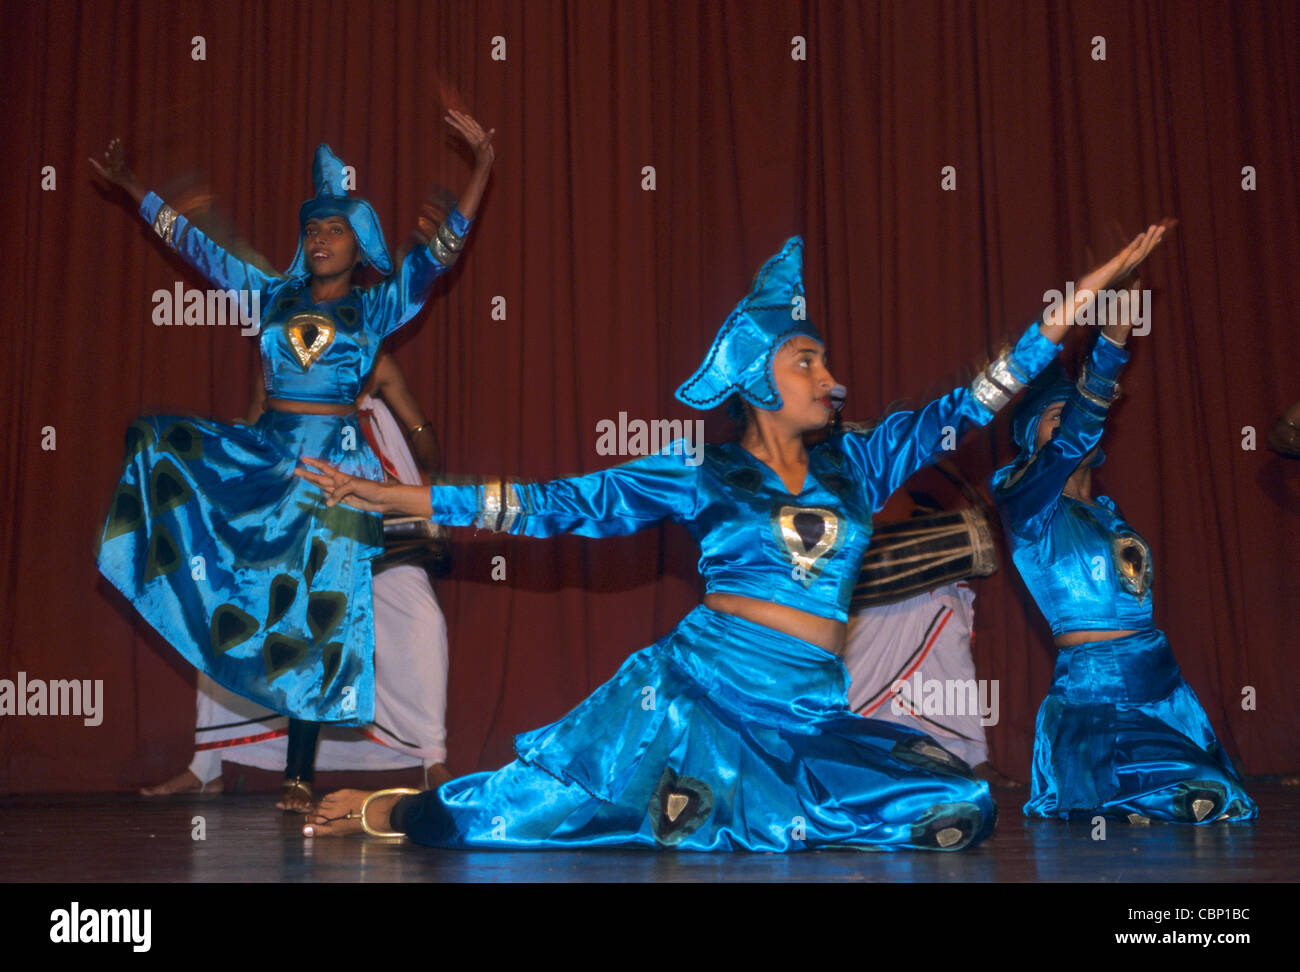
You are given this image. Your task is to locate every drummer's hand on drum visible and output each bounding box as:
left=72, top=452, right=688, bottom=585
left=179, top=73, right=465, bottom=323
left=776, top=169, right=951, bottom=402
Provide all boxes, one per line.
left=295, top=458, right=434, bottom=516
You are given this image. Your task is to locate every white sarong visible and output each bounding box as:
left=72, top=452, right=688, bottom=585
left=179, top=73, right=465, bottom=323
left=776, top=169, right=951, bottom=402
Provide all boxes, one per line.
left=843, top=582, right=989, bottom=768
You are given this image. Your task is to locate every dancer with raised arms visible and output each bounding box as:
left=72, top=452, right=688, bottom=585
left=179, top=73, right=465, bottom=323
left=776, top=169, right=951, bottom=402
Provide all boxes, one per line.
left=296, top=228, right=1167, bottom=850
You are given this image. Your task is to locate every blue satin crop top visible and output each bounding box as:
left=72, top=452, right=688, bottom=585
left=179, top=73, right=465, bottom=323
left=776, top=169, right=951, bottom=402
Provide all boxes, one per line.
left=992, top=336, right=1155, bottom=635
left=429, top=321, right=1061, bottom=623
left=138, top=192, right=471, bottom=404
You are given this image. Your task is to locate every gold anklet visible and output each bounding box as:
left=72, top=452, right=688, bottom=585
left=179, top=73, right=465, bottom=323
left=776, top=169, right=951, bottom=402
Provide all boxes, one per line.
left=360, top=787, right=420, bottom=837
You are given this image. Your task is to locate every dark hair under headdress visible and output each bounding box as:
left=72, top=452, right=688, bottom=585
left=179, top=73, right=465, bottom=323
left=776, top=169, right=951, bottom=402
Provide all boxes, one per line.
left=1009, top=359, right=1075, bottom=457
left=995, top=355, right=1106, bottom=495
left=285, top=144, right=393, bottom=280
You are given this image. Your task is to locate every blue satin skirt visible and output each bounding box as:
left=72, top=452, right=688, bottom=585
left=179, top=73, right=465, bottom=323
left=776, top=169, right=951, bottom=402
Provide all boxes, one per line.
left=394, top=606, right=997, bottom=851
left=96, top=411, right=383, bottom=723
left=1024, top=628, right=1256, bottom=822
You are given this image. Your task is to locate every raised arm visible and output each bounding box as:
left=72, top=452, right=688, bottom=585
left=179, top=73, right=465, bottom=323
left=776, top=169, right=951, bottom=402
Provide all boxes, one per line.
left=841, top=318, right=1061, bottom=509
left=840, top=226, right=1169, bottom=509
left=425, top=447, right=700, bottom=538
left=296, top=444, right=701, bottom=539
left=993, top=288, right=1137, bottom=539
left=361, top=111, right=495, bottom=338
left=90, top=138, right=280, bottom=298
left=1036, top=224, right=1170, bottom=342
left=444, top=110, right=494, bottom=223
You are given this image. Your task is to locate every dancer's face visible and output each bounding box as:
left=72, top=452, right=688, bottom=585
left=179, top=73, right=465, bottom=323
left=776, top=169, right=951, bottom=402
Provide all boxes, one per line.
left=304, top=217, right=359, bottom=278
left=773, top=337, right=836, bottom=432
left=1035, top=402, right=1065, bottom=451
left=1034, top=401, right=1099, bottom=467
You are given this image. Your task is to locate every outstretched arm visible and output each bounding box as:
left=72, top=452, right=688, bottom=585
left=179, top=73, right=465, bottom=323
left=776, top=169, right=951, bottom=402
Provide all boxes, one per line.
left=362, top=111, right=496, bottom=338
left=841, top=318, right=1058, bottom=510
left=296, top=457, right=430, bottom=515
left=296, top=444, right=701, bottom=539
left=90, top=138, right=280, bottom=298
left=1036, top=224, right=1170, bottom=342
left=841, top=226, right=1169, bottom=508
left=88, top=138, right=146, bottom=206
left=445, top=109, right=494, bottom=222
left=994, top=283, right=1139, bottom=538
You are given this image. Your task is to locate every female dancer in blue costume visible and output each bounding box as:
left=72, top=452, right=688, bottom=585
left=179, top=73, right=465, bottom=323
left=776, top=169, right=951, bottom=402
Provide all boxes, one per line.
left=91, top=113, right=494, bottom=810
left=991, top=259, right=1257, bottom=824
left=295, top=229, right=1167, bottom=851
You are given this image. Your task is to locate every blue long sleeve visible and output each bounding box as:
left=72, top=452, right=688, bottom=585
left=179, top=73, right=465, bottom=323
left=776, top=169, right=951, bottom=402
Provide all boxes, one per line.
left=360, top=208, right=472, bottom=339
left=840, top=320, right=1061, bottom=510
left=839, top=388, right=998, bottom=511
left=994, top=335, right=1129, bottom=539
left=139, top=192, right=281, bottom=298
left=140, top=192, right=471, bottom=340
left=428, top=442, right=702, bottom=538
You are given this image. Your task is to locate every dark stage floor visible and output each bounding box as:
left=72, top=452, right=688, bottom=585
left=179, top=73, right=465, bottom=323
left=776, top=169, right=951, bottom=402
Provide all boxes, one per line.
left=3, top=784, right=1296, bottom=883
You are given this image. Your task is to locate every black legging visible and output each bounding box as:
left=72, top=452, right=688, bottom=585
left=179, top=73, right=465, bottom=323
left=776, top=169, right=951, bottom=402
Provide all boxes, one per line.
left=285, top=718, right=321, bottom=782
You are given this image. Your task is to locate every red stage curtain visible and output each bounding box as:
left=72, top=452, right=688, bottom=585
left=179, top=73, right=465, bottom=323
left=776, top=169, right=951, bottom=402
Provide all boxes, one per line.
left=2, top=0, right=1296, bottom=791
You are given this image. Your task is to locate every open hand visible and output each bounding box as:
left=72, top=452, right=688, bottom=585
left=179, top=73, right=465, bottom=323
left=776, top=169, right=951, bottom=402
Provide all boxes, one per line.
left=445, top=109, right=495, bottom=170
left=295, top=457, right=389, bottom=511
left=88, top=137, right=131, bottom=186
left=1080, top=220, right=1175, bottom=295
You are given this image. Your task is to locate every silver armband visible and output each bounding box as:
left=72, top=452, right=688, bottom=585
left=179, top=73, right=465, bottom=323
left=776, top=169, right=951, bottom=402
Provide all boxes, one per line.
left=969, top=351, right=1026, bottom=413
left=1076, top=363, right=1121, bottom=408
left=430, top=220, right=467, bottom=266
left=478, top=480, right=524, bottom=532
left=152, top=205, right=179, bottom=248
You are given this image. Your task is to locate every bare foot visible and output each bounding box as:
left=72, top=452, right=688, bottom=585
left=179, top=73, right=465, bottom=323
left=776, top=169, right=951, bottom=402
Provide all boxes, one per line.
left=973, top=762, right=1025, bottom=788
left=277, top=779, right=314, bottom=813
left=302, top=788, right=407, bottom=837
left=1282, top=775, right=1300, bottom=786
left=141, top=769, right=223, bottom=797
left=424, top=763, right=452, bottom=789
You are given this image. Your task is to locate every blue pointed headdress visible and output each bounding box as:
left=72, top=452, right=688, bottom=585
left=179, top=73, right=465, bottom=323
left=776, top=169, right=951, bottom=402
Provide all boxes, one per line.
left=675, top=237, right=822, bottom=410
left=285, top=144, right=393, bottom=279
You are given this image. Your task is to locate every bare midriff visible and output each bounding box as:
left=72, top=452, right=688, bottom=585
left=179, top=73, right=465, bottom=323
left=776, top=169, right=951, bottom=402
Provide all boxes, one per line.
left=704, top=592, right=847, bottom=657
left=267, top=398, right=356, bottom=416
left=1055, top=628, right=1139, bottom=648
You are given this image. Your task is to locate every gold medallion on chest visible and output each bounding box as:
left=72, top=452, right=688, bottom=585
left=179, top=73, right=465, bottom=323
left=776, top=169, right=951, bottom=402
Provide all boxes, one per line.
left=285, top=313, right=336, bottom=370
left=772, top=505, right=844, bottom=587
left=1111, top=532, right=1152, bottom=602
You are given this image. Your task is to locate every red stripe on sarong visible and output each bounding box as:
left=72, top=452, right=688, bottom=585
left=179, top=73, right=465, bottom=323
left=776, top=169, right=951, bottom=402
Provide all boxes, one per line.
left=358, top=409, right=402, bottom=481
left=358, top=727, right=395, bottom=749
left=195, top=728, right=288, bottom=751
left=860, top=607, right=953, bottom=716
